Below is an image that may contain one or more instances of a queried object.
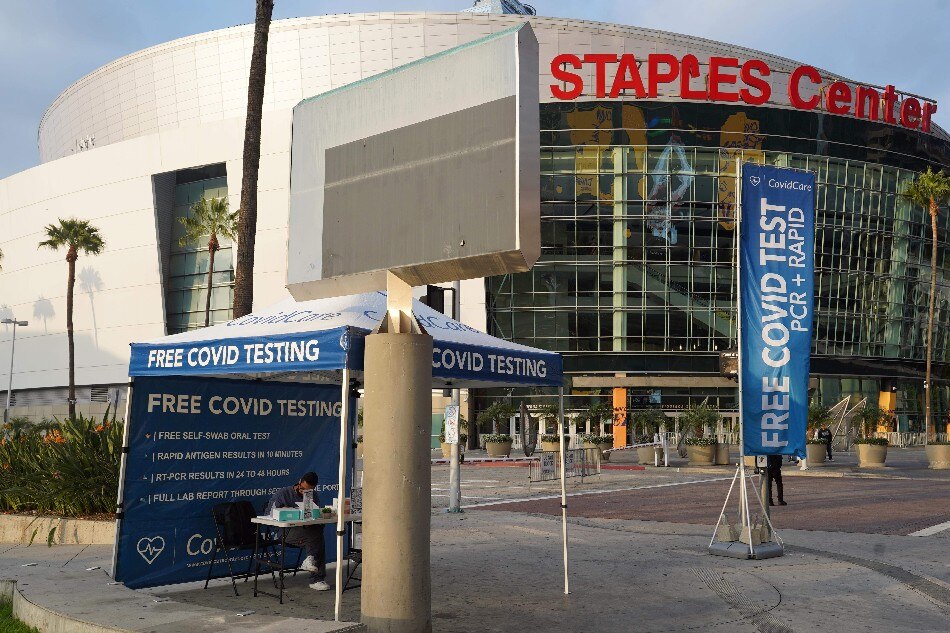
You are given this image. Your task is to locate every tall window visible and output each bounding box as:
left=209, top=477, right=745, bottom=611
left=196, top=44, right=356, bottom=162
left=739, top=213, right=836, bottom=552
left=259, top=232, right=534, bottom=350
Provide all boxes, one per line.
left=164, top=166, right=234, bottom=333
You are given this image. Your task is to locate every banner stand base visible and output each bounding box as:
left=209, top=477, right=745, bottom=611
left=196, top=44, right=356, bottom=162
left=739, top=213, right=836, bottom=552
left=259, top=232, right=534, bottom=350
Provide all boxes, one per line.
left=707, top=463, right=785, bottom=561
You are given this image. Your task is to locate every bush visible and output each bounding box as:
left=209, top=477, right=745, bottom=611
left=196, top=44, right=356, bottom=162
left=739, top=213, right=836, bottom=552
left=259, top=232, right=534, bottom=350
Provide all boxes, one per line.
left=806, top=438, right=827, bottom=445
left=0, top=415, right=123, bottom=517
left=483, top=434, right=512, bottom=443
left=540, top=434, right=561, bottom=443
left=853, top=436, right=888, bottom=446
left=685, top=436, right=717, bottom=446
left=581, top=433, right=613, bottom=444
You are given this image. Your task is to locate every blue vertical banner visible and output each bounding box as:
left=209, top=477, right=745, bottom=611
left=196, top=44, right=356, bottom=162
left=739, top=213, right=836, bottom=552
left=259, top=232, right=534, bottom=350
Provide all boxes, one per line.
left=740, top=163, right=816, bottom=457
left=114, top=376, right=355, bottom=589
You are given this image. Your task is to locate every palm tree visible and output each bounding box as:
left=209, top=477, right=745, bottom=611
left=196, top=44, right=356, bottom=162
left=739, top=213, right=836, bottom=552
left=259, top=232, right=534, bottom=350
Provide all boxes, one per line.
left=901, top=168, right=950, bottom=442
left=179, top=196, right=238, bottom=327
left=39, top=219, right=105, bottom=421
left=233, top=0, right=274, bottom=318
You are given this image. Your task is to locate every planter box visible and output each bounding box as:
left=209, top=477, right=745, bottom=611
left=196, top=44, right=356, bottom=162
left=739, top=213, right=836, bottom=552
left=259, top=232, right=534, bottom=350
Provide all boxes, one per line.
left=440, top=442, right=466, bottom=459
left=541, top=441, right=561, bottom=453
left=925, top=444, right=950, bottom=469
left=583, top=441, right=612, bottom=461
left=0, top=515, right=114, bottom=545
left=357, top=443, right=364, bottom=459
left=715, top=443, right=731, bottom=465
left=486, top=440, right=513, bottom=458
left=687, top=444, right=716, bottom=466
left=806, top=443, right=826, bottom=464
left=856, top=443, right=887, bottom=467
left=636, top=446, right=662, bottom=464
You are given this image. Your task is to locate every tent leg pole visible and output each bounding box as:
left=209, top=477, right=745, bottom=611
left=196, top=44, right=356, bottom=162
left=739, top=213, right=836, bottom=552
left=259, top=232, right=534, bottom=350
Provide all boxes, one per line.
left=334, top=368, right=350, bottom=622
left=448, top=280, right=462, bottom=513
left=111, top=379, right=134, bottom=579
left=558, top=386, right=569, bottom=595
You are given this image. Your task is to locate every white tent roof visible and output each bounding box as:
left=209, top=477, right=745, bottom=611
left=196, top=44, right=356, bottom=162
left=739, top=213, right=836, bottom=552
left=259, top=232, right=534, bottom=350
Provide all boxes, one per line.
left=129, top=292, right=563, bottom=388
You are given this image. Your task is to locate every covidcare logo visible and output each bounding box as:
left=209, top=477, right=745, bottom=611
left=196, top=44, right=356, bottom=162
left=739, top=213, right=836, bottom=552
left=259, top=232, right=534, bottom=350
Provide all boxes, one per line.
left=136, top=536, right=165, bottom=565
left=767, top=178, right=812, bottom=192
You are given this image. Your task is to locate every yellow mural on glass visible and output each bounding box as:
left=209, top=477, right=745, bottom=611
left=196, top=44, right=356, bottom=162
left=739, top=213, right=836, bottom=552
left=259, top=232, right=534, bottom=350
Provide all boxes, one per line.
left=717, top=112, right=765, bottom=230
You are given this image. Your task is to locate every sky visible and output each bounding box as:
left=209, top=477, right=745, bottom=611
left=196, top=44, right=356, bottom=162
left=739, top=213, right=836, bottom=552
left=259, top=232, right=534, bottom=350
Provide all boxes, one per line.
left=0, top=0, right=947, bottom=179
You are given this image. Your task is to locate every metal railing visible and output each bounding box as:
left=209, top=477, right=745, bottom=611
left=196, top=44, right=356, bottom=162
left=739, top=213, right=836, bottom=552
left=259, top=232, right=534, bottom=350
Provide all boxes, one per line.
left=528, top=448, right=601, bottom=483
left=873, top=431, right=949, bottom=448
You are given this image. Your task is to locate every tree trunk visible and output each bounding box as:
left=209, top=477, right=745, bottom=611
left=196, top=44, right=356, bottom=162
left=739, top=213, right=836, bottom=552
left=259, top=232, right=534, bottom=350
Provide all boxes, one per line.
left=926, top=198, right=938, bottom=442
left=232, top=0, right=274, bottom=318
left=66, top=249, right=77, bottom=421
left=205, top=243, right=217, bottom=328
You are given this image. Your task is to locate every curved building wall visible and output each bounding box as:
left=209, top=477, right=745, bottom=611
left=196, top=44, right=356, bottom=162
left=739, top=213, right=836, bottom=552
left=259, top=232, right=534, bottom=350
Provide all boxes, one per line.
left=1, top=11, right=947, bottom=421
left=39, top=12, right=946, bottom=165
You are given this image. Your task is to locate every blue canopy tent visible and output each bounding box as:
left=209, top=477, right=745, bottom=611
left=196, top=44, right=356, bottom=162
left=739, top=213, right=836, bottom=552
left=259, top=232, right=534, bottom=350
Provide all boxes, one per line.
left=116, top=292, right=567, bottom=615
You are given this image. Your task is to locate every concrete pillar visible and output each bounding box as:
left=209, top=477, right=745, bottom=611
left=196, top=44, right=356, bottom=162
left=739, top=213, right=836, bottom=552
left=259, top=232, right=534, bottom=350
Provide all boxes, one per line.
left=361, top=331, right=433, bottom=633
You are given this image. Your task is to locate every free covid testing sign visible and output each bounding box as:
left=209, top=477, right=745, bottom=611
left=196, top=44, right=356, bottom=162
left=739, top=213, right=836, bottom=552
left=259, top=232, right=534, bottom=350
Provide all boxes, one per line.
left=739, top=163, right=816, bottom=458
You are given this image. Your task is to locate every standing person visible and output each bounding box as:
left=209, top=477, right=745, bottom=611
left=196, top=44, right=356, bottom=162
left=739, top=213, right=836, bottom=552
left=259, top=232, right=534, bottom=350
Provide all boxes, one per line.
left=266, top=472, right=329, bottom=591
left=816, top=423, right=833, bottom=461
left=766, top=455, right=787, bottom=506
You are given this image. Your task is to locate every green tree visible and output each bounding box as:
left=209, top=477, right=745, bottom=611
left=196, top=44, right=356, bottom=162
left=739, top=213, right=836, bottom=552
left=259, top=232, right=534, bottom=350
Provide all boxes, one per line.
left=232, top=0, right=275, bottom=318
left=631, top=408, right=667, bottom=442
left=901, top=167, right=950, bottom=441
left=39, top=219, right=105, bottom=421
left=677, top=404, right=720, bottom=456
left=574, top=401, right=612, bottom=435
left=537, top=403, right=561, bottom=434
left=476, top=401, right=517, bottom=435
left=179, top=196, right=238, bottom=327
left=807, top=403, right=832, bottom=439
left=855, top=402, right=888, bottom=439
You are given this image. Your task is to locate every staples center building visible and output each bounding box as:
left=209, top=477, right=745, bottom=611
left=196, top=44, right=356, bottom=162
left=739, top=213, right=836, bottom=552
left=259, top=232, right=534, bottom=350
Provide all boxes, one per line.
left=1, top=2, right=949, bottom=430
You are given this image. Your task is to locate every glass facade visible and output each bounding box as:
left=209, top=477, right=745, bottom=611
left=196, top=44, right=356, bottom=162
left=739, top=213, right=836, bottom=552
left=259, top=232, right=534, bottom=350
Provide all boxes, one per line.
left=484, top=101, right=950, bottom=426
left=165, top=169, right=234, bottom=333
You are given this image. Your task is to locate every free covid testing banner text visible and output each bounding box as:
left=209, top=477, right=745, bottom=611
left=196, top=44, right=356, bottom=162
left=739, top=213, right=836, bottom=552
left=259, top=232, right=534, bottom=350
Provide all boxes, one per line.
left=114, top=376, right=353, bottom=588
left=740, top=163, right=815, bottom=457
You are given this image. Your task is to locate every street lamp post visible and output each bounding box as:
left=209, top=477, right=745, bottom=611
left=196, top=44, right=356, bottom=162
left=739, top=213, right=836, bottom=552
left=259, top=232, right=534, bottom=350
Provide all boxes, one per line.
left=2, top=318, right=28, bottom=425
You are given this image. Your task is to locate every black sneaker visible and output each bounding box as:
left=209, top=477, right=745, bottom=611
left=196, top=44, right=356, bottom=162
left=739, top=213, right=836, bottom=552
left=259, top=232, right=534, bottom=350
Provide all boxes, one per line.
left=778, top=500, right=788, bottom=506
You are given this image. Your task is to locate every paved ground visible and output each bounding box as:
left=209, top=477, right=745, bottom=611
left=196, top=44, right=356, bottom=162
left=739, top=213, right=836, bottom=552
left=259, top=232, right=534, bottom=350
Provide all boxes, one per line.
left=481, top=476, right=950, bottom=535
left=3, top=447, right=948, bottom=632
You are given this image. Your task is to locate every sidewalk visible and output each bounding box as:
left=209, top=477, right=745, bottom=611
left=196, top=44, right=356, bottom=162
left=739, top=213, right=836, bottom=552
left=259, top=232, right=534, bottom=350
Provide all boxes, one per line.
left=3, top=447, right=946, bottom=632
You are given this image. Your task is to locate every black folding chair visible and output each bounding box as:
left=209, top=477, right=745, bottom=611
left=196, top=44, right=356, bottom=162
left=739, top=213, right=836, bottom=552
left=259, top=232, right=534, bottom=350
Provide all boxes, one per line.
left=204, top=501, right=263, bottom=596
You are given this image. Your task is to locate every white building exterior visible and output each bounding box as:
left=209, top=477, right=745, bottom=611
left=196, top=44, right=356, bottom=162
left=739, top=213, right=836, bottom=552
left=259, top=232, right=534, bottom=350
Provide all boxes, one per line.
left=1, top=11, right=944, bottom=419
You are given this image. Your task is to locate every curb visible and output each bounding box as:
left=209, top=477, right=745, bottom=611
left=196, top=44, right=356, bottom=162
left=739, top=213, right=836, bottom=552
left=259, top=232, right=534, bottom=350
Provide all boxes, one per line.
left=2, top=579, right=127, bottom=633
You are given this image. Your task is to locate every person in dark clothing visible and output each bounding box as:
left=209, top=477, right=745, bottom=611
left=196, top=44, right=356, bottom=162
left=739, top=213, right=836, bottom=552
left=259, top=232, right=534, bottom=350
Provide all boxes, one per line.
left=766, top=455, right=786, bottom=506
left=816, top=423, right=833, bottom=461
left=266, top=472, right=328, bottom=591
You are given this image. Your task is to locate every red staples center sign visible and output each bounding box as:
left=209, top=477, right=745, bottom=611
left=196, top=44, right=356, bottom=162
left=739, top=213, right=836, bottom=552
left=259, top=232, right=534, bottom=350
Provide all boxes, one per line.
left=550, top=53, right=938, bottom=133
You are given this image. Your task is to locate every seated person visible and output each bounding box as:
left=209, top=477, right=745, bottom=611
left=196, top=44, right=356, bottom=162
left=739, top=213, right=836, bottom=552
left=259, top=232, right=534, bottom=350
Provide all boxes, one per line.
left=266, top=471, right=329, bottom=591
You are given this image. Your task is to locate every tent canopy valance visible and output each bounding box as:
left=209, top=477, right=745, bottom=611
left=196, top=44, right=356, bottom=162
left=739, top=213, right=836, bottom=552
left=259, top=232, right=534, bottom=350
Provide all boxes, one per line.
left=128, top=292, right=563, bottom=388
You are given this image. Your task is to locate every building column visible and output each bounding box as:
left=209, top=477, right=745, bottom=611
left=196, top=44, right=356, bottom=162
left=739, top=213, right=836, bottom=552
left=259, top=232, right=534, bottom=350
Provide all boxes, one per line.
left=612, top=387, right=627, bottom=447
left=612, top=146, right=628, bottom=449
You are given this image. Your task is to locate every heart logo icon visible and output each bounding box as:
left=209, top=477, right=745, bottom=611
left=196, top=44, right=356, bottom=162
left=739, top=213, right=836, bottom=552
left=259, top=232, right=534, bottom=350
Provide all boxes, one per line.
left=136, top=536, right=165, bottom=565
left=749, top=176, right=760, bottom=186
